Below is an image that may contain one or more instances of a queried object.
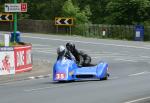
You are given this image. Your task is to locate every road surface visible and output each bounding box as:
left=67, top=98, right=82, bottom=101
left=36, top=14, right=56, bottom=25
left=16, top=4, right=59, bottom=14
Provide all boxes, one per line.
left=0, top=32, right=150, bottom=103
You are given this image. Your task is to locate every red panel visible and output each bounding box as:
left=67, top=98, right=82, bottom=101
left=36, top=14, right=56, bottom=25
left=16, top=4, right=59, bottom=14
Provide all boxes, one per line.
left=14, top=45, right=32, bottom=73
left=21, top=3, right=27, bottom=12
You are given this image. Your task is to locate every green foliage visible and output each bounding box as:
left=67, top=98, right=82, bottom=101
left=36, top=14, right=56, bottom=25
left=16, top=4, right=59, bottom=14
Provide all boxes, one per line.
left=61, top=0, right=92, bottom=36
left=76, top=5, right=91, bottom=24
left=1, top=0, right=150, bottom=25
left=90, top=0, right=110, bottom=24
left=62, top=0, right=78, bottom=17
left=25, top=0, right=66, bottom=20
left=62, top=0, right=91, bottom=24
left=105, top=0, right=150, bottom=25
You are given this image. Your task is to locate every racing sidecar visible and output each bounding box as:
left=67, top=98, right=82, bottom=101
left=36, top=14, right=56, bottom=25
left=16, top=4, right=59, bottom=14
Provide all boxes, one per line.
left=53, top=57, right=109, bottom=82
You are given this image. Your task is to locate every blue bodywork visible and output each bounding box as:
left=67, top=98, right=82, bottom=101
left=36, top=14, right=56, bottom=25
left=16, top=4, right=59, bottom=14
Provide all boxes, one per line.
left=53, top=57, right=109, bottom=81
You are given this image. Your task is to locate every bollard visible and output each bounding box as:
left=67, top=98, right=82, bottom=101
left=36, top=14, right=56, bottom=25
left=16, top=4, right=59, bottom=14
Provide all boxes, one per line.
left=4, top=34, right=10, bottom=46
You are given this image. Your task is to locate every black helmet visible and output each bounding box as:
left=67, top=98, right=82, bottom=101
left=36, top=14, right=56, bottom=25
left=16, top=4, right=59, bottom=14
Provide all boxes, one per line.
left=66, top=42, right=75, bottom=51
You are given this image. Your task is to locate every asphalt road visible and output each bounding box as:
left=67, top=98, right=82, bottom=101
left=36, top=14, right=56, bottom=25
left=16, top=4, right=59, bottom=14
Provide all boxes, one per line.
left=0, top=32, right=150, bottom=103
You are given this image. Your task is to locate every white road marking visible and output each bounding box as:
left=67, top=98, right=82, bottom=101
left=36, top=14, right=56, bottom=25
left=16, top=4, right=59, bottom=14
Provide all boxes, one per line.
left=24, top=83, right=88, bottom=92
left=115, top=59, right=138, bottom=62
left=144, top=45, right=150, bottom=47
left=24, top=86, right=65, bottom=92
left=33, top=50, right=56, bottom=54
left=124, top=96, right=150, bottom=103
left=33, top=48, right=44, bottom=50
left=37, top=75, right=44, bottom=78
left=23, top=35, right=150, bottom=50
left=33, top=48, right=56, bottom=52
left=28, top=74, right=52, bottom=80
left=140, top=56, right=150, bottom=59
left=128, top=71, right=150, bottom=77
left=28, top=77, right=35, bottom=79
left=91, top=53, right=127, bottom=56
left=32, top=44, right=49, bottom=47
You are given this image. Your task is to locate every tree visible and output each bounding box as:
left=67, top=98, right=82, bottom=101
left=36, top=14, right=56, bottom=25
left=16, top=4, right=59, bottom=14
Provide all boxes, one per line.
left=0, top=0, right=12, bottom=12
left=105, top=0, right=150, bottom=24
left=25, top=0, right=66, bottom=20
left=89, top=0, right=110, bottom=24
left=62, top=0, right=91, bottom=24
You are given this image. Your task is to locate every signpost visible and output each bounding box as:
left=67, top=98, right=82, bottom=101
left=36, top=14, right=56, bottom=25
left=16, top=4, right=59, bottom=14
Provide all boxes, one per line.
left=5, top=3, right=27, bottom=12
left=0, top=13, right=13, bottom=21
left=4, top=1, right=27, bottom=42
left=55, top=17, right=74, bottom=35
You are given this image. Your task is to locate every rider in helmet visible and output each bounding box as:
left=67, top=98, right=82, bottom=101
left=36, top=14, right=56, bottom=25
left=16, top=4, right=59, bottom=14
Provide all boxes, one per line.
left=66, top=42, right=80, bottom=63
left=57, top=45, right=75, bottom=60
left=66, top=42, right=92, bottom=67
left=57, top=45, right=70, bottom=60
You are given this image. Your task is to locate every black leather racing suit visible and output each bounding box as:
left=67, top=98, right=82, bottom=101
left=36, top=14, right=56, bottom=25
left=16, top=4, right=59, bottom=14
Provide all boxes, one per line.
left=66, top=45, right=92, bottom=67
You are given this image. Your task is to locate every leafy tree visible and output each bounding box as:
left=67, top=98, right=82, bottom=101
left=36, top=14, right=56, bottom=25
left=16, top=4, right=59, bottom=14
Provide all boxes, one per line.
left=62, top=0, right=79, bottom=17
left=89, top=0, right=110, bottom=24
left=1, top=0, right=150, bottom=25
left=62, top=0, right=91, bottom=24
left=105, top=0, right=150, bottom=24
left=71, top=0, right=110, bottom=24
left=0, top=0, right=12, bottom=12
left=25, top=0, right=66, bottom=20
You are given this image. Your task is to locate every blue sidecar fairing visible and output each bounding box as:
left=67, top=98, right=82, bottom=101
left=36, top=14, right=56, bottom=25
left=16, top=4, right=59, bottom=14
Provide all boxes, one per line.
left=53, top=57, right=109, bottom=82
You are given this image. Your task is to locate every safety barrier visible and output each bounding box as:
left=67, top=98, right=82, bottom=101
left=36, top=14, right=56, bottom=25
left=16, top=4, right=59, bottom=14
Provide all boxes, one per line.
left=0, top=45, right=32, bottom=75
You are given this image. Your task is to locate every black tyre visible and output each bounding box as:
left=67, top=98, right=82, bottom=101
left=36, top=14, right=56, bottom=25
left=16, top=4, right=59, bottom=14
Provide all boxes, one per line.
left=100, top=73, right=109, bottom=80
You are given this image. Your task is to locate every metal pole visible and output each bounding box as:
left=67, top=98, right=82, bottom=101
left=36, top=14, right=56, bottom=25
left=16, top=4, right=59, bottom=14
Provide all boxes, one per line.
left=56, top=25, right=58, bottom=33
left=70, top=26, right=72, bottom=35
left=13, top=0, right=17, bottom=42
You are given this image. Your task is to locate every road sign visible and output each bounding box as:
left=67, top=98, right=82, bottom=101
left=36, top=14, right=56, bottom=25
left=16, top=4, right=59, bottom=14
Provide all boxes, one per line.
left=55, top=17, right=73, bottom=26
left=21, top=3, right=27, bottom=12
left=0, top=13, right=13, bottom=21
left=5, top=3, right=27, bottom=12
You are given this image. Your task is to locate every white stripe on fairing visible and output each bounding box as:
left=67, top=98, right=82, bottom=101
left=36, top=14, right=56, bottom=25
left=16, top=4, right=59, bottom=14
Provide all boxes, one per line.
left=124, top=96, right=150, bottom=103
left=23, top=35, right=150, bottom=50
left=16, top=67, right=32, bottom=72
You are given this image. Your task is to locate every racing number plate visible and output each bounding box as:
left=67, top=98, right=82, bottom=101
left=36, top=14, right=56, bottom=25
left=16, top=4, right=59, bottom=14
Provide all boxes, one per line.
left=56, top=73, right=65, bottom=80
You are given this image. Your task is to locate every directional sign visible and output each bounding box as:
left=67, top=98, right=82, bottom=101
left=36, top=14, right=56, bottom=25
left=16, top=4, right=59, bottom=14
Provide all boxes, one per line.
left=0, top=13, right=13, bottom=22
left=55, top=17, right=74, bottom=26
left=5, top=3, right=27, bottom=12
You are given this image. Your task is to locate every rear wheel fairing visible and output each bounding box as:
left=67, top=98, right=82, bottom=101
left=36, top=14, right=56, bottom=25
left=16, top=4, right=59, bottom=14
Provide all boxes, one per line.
left=96, top=62, right=108, bottom=79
